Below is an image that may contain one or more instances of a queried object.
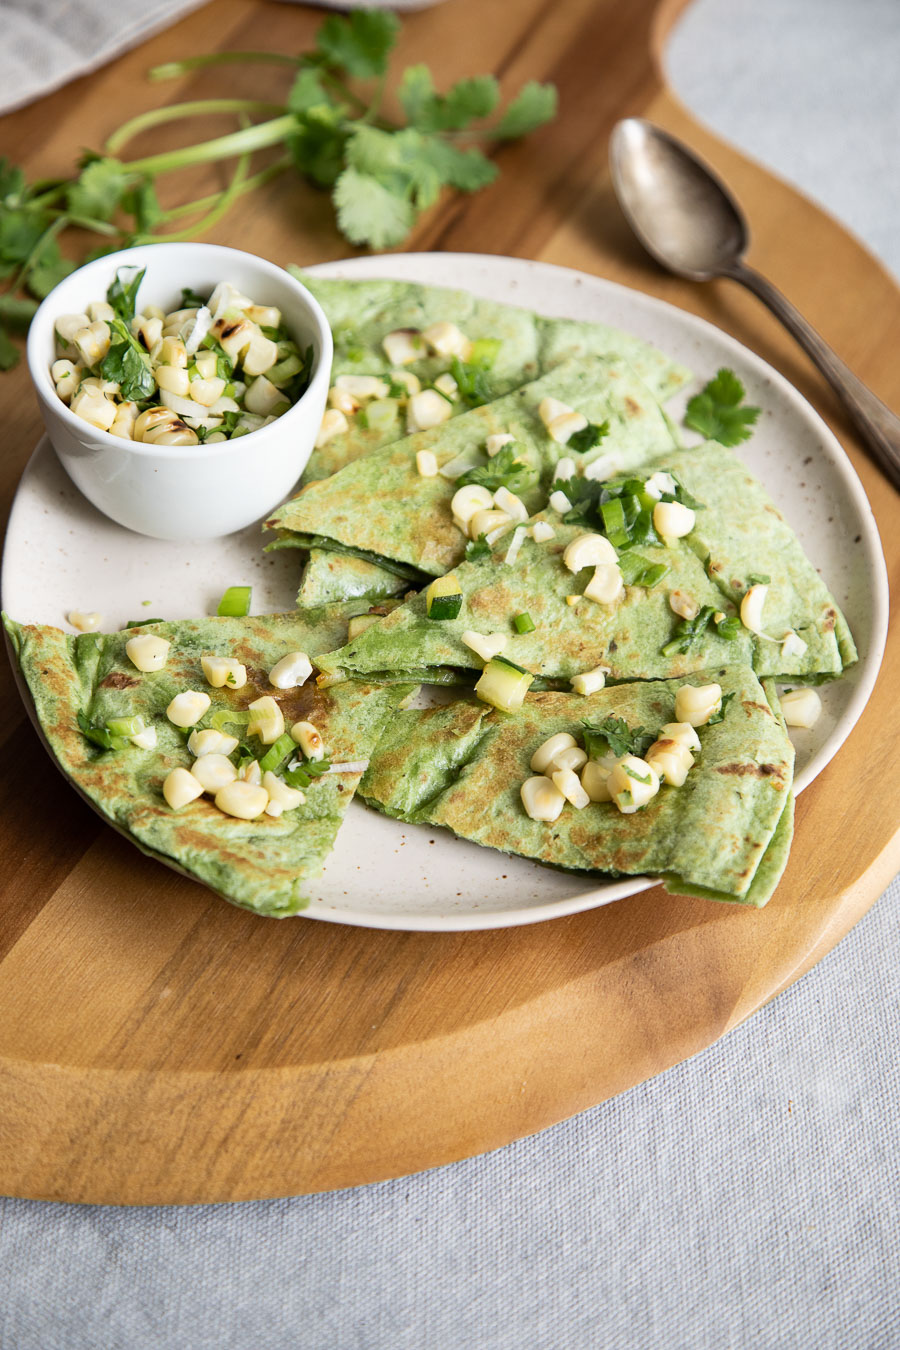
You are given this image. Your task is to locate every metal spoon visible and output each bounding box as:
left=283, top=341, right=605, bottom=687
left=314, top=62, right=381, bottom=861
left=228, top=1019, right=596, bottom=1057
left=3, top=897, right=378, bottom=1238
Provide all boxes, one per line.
left=609, top=117, right=900, bottom=489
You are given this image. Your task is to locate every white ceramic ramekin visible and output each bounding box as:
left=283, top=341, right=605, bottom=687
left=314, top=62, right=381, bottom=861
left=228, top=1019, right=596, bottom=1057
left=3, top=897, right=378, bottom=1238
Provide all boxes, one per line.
left=26, top=242, right=332, bottom=540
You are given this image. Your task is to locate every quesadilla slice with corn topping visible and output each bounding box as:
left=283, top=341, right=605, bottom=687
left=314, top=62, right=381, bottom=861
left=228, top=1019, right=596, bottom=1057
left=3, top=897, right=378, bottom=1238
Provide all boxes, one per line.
left=4, top=609, right=412, bottom=917
left=359, top=666, right=795, bottom=908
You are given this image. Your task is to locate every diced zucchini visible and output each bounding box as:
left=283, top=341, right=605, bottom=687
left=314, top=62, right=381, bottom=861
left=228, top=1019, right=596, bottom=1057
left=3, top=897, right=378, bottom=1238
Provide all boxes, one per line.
left=426, top=573, right=463, bottom=621
left=475, top=655, right=533, bottom=711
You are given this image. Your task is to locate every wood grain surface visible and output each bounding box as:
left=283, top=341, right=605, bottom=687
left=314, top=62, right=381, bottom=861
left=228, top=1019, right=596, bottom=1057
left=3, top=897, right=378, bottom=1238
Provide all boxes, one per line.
left=0, top=0, right=898, bottom=1205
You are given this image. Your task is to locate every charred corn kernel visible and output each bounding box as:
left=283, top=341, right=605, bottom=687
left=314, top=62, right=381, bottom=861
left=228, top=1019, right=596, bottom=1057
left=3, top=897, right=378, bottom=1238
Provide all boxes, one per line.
left=192, top=350, right=217, bottom=381
left=550, top=745, right=588, bottom=774
left=245, top=304, right=281, bottom=328
left=674, top=682, right=722, bottom=727
left=740, top=583, right=768, bottom=635
left=653, top=500, right=695, bottom=540
left=347, top=614, right=381, bottom=640
left=240, top=759, right=262, bottom=785
left=433, top=372, right=458, bottom=398
left=131, top=724, right=158, bottom=750
left=646, top=739, right=694, bottom=786
left=245, top=375, right=287, bottom=417
left=382, top=328, right=423, bottom=365
left=461, top=630, right=507, bottom=663
left=247, top=696, right=285, bottom=745
left=549, top=489, right=572, bottom=514
left=133, top=407, right=177, bottom=442
left=214, top=780, right=268, bottom=820
left=141, top=304, right=166, bottom=322
left=335, top=374, right=389, bottom=401
left=422, top=321, right=470, bottom=358
left=109, top=400, right=138, bottom=440
left=262, top=770, right=305, bottom=811
left=520, top=775, right=566, bottom=822
left=213, top=316, right=255, bottom=361
left=551, top=766, right=590, bottom=809
left=469, top=508, right=512, bottom=543
left=201, top=654, right=247, bottom=689
left=564, top=533, right=618, bottom=573
left=268, top=651, right=313, bottom=690
left=131, top=315, right=162, bottom=351
left=571, top=665, right=609, bottom=696
left=583, top=452, right=623, bottom=482
left=584, top=562, right=624, bottom=605
left=167, top=690, right=211, bottom=727
left=389, top=369, right=420, bottom=398
left=71, top=320, right=111, bottom=366
left=190, top=753, right=238, bottom=793
left=55, top=313, right=91, bottom=345
left=189, top=728, right=239, bottom=757
left=155, top=364, right=191, bottom=398
left=52, top=358, right=81, bottom=401
left=241, top=332, right=279, bottom=377
left=781, top=630, right=808, bottom=659
left=265, top=799, right=284, bottom=818
left=125, top=634, right=170, bottom=672
left=643, top=470, right=677, bottom=500
left=780, top=687, right=822, bottom=728
left=407, top=388, right=453, bottom=432
left=144, top=420, right=199, bottom=447
left=163, top=767, right=204, bottom=810
left=291, top=720, right=324, bottom=760
left=70, top=387, right=117, bottom=431
left=189, top=375, right=227, bottom=407
left=538, top=397, right=572, bottom=427
left=67, top=609, right=102, bottom=632
left=530, top=732, right=577, bottom=774
left=608, top=755, right=660, bottom=813
left=669, top=589, right=700, bottom=620
left=581, top=759, right=613, bottom=802
left=486, top=432, right=515, bottom=457
left=493, top=486, right=528, bottom=522
left=553, top=456, right=577, bottom=482
left=158, top=336, right=188, bottom=368
left=660, top=722, right=702, bottom=752
left=315, top=408, right=349, bottom=447
left=451, top=484, right=494, bottom=525
left=532, top=521, right=556, bottom=543
left=328, top=386, right=358, bottom=415
left=416, top=449, right=439, bottom=477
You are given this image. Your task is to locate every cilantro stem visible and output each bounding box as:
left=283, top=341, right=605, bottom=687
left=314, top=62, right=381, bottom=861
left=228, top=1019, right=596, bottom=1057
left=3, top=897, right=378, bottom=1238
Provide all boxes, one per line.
left=149, top=52, right=304, bottom=81
left=159, top=156, right=290, bottom=222
left=45, top=209, right=120, bottom=236
left=143, top=124, right=253, bottom=242
left=122, top=114, right=298, bottom=177
left=106, top=99, right=287, bottom=155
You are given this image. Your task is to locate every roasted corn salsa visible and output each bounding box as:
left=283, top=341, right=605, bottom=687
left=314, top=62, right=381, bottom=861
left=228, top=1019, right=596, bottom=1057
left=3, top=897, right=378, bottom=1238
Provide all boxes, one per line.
left=51, top=267, right=313, bottom=445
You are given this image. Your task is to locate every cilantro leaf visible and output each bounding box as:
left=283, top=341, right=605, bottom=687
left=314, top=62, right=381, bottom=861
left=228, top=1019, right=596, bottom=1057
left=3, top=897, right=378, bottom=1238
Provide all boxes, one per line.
left=398, top=64, right=436, bottom=125
left=0, top=324, right=19, bottom=370
left=684, top=368, right=761, bottom=446
left=25, top=240, right=74, bottom=299
left=582, top=716, right=653, bottom=760
left=465, top=537, right=492, bottom=561
left=0, top=294, right=38, bottom=331
left=706, top=691, right=736, bottom=726
left=287, top=107, right=350, bottom=188
left=100, top=317, right=155, bottom=400
left=660, top=605, right=718, bottom=657
left=417, top=138, right=497, bottom=192
left=106, top=266, right=145, bottom=322
left=456, top=444, right=537, bottom=494
left=122, top=177, right=162, bottom=233
left=66, top=158, right=131, bottom=222
left=567, top=420, right=610, bottom=454
left=287, top=66, right=336, bottom=115
left=333, top=168, right=414, bottom=249
left=496, top=81, right=558, bottom=139
left=314, top=9, right=400, bottom=79
left=449, top=355, right=494, bottom=407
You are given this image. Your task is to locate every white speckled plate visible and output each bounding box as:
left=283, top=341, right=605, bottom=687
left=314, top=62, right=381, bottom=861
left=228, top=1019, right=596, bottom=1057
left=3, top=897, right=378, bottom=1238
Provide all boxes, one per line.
left=1, top=255, right=888, bottom=930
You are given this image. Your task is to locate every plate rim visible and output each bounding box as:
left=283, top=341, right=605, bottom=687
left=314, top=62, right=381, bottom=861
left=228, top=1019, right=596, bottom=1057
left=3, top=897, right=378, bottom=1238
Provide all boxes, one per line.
left=2, top=252, right=888, bottom=931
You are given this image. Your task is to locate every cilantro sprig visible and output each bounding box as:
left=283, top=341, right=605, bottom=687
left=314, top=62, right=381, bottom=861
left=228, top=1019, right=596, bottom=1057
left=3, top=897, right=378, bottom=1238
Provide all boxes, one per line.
left=0, top=9, right=556, bottom=369
left=456, top=444, right=538, bottom=495
left=582, top=716, right=654, bottom=761
left=684, top=369, right=761, bottom=446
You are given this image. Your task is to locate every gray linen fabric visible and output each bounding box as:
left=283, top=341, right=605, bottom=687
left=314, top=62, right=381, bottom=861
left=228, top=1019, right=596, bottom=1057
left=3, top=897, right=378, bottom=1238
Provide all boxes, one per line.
left=1, top=0, right=899, bottom=1345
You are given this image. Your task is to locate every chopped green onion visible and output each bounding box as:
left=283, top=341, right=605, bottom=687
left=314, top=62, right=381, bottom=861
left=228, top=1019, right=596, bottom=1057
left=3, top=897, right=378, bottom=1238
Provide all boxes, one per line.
left=467, top=338, right=501, bottom=370
left=716, top=615, right=742, bottom=640
left=210, top=708, right=252, bottom=732
left=258, top=732, right=296, bottom=774
left=76, top=710, right=130, bottom=752
left=513, top=612, right=535, bottom=634
left=106, top=714, right=146, bottom=737
left=126, top=617, right=164, bottom=627
left=283, top=757, right=331, bottom=789
left=617, top=553, right=669, bottom=589
left=600, top=497, right=629, bottom=547
left=217, top=585, right=252, bottom=617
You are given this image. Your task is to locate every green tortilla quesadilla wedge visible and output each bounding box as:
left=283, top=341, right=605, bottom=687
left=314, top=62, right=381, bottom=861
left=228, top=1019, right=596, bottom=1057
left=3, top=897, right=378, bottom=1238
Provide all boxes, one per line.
left=292, top=270, right=691, bottom=479
left=315, top=441, right=855, bottom=687
left=265, top=356, right=681, bottom=585
left=4, top=609, right=412, bottom=917
left=359, top=667, right=795, bottom=908
left=297, top=548, right=410, bottom=608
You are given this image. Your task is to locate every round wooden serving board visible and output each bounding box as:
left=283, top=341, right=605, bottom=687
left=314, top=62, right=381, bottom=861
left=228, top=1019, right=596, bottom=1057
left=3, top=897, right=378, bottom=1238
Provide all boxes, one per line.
left=0, top=0, right=898, bottom=1205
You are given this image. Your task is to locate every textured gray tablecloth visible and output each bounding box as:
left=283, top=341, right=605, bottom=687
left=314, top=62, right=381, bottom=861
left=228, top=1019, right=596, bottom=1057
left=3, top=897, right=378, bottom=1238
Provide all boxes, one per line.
left=2, top=2, right=899, bottom=1346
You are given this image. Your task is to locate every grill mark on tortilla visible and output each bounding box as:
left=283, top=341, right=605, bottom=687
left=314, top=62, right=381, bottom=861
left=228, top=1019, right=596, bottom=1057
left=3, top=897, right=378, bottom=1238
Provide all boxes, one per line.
left=99, top=672, right=140, bottom=690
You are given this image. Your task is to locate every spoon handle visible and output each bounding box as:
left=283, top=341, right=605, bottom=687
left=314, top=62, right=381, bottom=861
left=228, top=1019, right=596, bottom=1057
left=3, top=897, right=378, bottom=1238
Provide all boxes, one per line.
left=726, top=260, right=900, bottom=490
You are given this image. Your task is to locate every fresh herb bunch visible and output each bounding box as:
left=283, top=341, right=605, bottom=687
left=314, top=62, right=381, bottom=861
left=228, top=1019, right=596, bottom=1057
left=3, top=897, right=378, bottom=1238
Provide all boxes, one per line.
left=0, top=7, right=557, bottom=370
